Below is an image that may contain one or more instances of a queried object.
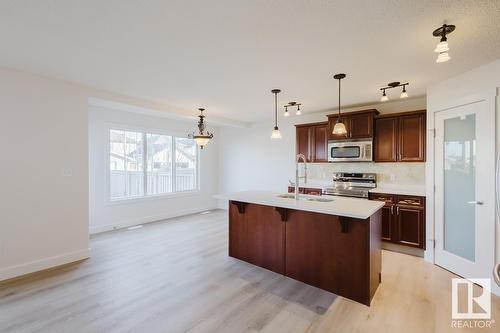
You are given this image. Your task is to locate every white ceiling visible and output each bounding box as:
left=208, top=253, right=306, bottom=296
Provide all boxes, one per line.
left=0, top=0, right=499, bottom=122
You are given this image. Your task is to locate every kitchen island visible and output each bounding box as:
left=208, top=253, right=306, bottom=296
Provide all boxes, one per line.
left=224, top=190, right=384, bottom=306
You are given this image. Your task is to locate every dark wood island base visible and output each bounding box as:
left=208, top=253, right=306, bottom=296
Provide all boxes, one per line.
left=229, top=200, right=382, bottom=306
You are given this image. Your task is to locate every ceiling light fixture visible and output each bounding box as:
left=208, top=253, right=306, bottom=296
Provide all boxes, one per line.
left=332, top=73, right=347, bottom=136
left=381, top=89, right=389, bottom=102
left=295, top=104, right=302, bottom=116
left=284, top=101, right=302, bottom=116
left=271, top=89, right=282, bottom=139
left=379, top=81, right=409, bottom=102
left=283, top=105, right=290, bottom=117
left=188, top=108, right=214, bottom=149
left=400, top=84, right=408, bottom=99
left=433, top=23, right=455, bottom=63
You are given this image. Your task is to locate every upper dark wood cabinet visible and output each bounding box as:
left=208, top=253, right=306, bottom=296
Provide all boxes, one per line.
left=374, top=117, right=398, bottom=162
left=296, top=125, right=312, bottom=162
left=312, top=123, right=328, bottom=162
left=295, top=122, right=328, bottom=163
left=327, top=109, right=379, bottom=140
left=374, top=110, right=426, bottom=162
left=349, top=112, right=374, bottom=139
left=399, top=113, right=426, bottom=161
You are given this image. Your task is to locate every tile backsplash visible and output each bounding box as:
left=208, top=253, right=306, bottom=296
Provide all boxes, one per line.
left=307, top=162, right=425, bottom=186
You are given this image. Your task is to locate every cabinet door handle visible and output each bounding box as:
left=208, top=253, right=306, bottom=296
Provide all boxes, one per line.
left=396, top=206, right=400, bottom=215
left=391, top=205, right=394, bottom=214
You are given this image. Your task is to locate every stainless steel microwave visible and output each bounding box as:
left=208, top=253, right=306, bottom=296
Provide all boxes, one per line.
left=327, top=140, right=373, bottom=162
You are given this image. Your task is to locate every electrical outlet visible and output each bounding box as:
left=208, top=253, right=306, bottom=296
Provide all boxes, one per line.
left=389, top=174, right=396, bottom=182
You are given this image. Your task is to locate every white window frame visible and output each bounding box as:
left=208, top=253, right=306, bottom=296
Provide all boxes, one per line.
left=106, top=123, right=200, bottom=204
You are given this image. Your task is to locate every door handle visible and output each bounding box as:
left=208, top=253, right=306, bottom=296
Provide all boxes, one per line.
left=467, top=201, right=484, bottom=205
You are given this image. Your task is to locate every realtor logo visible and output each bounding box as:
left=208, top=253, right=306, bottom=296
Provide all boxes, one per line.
left=452, top=278, right=491, bottom=320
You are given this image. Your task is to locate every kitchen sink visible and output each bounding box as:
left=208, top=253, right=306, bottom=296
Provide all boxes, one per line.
left=276, top=194, right=334, bottom=202
left=276, top=194, right=298, bottom=199
left=307, top=197, right=334, bottom=202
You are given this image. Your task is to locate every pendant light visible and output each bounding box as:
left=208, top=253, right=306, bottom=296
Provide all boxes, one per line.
left=433, top=24, right=455, bottom=63
left=188, top=108, right=214, bottom=149
left=270, top=89, right=282, bottom=139
left=332, top=74, right=347, bottom=136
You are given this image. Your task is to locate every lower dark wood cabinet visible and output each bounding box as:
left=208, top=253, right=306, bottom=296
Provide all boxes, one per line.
left=397, top=206, right=424, bottom=248
left=229, top=202, right=285, bottom=274
left=287, top=186, right=322, bottom=195
left=369, top=193, right=425, bottom=249
left=229, top=200, right=382, bottom=306
left=285, top=210, right=379, bottom=304
left=380, top=205, right=393, bottom=241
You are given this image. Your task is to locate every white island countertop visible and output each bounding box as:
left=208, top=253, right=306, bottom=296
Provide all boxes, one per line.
left=215, top=191, right=384, bottom=220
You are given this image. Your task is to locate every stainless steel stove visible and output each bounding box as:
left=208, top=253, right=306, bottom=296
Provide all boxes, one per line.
left=322, top=172, right=377, bottom=198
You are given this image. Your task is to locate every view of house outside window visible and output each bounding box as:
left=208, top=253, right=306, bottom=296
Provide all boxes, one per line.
left=109, top=129, right=198, bottom=200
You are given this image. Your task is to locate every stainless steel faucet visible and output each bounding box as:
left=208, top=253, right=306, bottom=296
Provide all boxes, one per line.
left=295, top=154, right=307, bottom=200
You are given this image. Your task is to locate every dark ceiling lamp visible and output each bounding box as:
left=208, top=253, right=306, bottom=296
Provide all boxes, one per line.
left=379, top=81, right=410, bottom=102
left=283, top=101, right=302, bottom=117
left=188, top=108, right=213, bottom=149
left=433, top=23, right=455, bottom=63
left=270, top=89, right=282, bottom=139
left=332, top=73, right=347, bottom=136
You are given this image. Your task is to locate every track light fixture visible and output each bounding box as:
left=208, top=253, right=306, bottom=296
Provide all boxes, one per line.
left=379, top=82, right=409, bottom=102
left=283, top=101, right=302, bottom=117
left=433, top=24, right=455, bottom=63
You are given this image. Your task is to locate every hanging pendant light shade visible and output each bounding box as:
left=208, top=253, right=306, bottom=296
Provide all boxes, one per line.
left=270, top=89, right=282, bottom=139
left=188, top=108, right=214, bottom=149
left=433, top=24, right=455, bottom=63
left=332, top=74, right=347, bottom=136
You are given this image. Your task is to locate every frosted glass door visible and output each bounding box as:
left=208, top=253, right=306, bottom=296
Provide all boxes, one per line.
left=443, top=115, right=475, bottom=262
left=434, top=98, right=495, bottom=280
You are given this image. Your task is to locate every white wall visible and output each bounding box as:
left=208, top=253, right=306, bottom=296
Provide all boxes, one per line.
left=89, top=106, right=219, bottom=234
left=426, top=59, right=500, bottom=294
left=0, top=68, right=90, bottom=280
left=217, top=96, right=427, bottom=207
left=0, top=67, right=222, bottom=281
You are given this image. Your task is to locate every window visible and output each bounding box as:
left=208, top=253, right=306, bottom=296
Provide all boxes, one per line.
left=175, top=137, right=197, bottom=191
left=147, top=134, right=172, bottom=195
left=109, top=129, right=198, bottom=200
left=110, top=130, right=144, bottom=199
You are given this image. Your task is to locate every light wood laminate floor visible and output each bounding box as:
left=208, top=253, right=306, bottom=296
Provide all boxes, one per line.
left=1, top=210, right=499, bottom=333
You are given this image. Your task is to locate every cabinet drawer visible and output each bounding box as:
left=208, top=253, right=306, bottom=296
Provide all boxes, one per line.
left=304, top=188, right=322, bottom=196
left=396, top=195, right=424, bottom=207
left=369, top=193, right=395, bottom=205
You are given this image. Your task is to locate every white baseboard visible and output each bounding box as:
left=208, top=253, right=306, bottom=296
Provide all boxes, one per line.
left=0, top=248, right=90, bottom=282
left=216, top=199, right=228, bottom=210
left=89, top=205, right=218, bottom=235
